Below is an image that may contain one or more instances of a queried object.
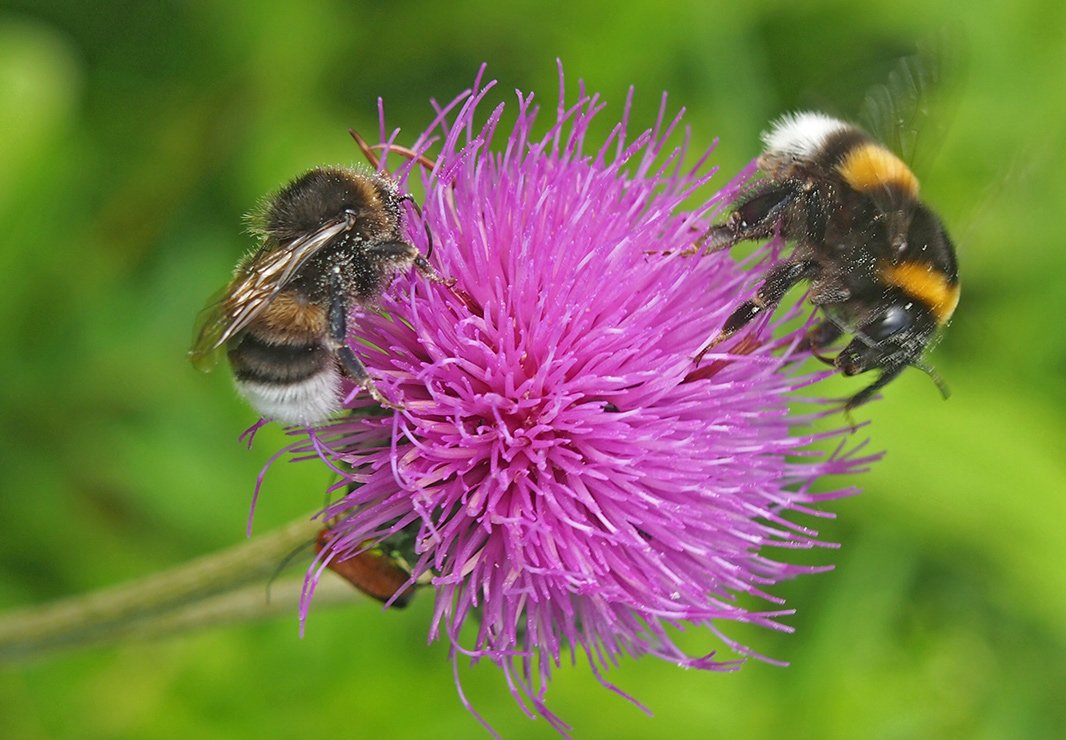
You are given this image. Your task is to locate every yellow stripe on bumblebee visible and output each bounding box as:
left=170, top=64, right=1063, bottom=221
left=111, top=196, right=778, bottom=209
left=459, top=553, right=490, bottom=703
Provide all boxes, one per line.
left=879, top=261, right=960, bottom=324
left=837, top=142, right=920, bottom=197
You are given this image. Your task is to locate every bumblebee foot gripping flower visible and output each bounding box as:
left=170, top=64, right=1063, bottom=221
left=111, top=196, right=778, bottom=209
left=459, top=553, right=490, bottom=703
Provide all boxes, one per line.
left=283, top=67, right=876, bottom=736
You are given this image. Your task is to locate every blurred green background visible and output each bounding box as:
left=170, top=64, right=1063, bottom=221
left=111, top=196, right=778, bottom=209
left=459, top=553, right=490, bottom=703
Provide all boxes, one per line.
left=1, top=0, right=1063, bottom=738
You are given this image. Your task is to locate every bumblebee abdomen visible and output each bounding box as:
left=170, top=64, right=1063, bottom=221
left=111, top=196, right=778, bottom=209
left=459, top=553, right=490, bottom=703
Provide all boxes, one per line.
left=234, top=368, right=342, bottom=426
left=836, top=142, right=919, bottom=198
left=879, top=261, right=960, bottom=325
left=254, top=291, right=329, bottom=342
left=229, top=329, right=330, bottom=384
left=229, top=329, right=342, bottom=425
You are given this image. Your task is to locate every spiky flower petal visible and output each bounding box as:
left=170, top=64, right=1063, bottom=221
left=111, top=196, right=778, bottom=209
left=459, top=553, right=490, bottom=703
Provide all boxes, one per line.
left=276, top=68, right=876, bottom=735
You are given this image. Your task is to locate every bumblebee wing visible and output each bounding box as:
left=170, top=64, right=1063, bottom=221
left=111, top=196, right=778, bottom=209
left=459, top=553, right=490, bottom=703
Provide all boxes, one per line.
left=188, top=287, right=232, bottom=371
left=860, top=37, right=961, bottom=178
left=187, top=219, right=349, bottom=369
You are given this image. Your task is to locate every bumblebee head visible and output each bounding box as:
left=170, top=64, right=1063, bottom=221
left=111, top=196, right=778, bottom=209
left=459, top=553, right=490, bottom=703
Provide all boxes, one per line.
left=835, top=298, right=937, bottom=377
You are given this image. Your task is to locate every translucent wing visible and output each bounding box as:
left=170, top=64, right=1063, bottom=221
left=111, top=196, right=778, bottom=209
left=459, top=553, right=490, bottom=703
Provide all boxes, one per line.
left=187, top=219, right=349, bottom=370
left=188, top=285, right=232, bottom=371
left=860, top=37, right=961, bottom=178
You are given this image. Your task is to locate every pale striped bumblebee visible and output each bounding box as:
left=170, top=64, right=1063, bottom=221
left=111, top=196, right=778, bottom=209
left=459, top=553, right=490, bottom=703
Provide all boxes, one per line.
left=697, top=106, right=959, bottom=410
left=190, top=167, right=442, bottom=425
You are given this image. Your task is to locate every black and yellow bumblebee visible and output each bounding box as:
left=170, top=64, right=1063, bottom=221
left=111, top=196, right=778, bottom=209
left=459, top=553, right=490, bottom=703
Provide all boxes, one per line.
left=698, top=109, right=959, bottom=410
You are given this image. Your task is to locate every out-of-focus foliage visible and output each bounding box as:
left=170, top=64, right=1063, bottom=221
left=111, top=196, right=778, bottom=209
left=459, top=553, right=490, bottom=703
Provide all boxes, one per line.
left=0, top=1, right=1063, bottom=738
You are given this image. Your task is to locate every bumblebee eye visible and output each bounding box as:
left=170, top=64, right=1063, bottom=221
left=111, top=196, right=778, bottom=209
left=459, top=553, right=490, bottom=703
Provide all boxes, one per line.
left=866, top=305, right=911, bottom=342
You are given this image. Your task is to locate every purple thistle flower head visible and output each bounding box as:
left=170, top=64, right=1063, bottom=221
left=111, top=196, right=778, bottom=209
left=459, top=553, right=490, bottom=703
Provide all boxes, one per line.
left=276, top=66, right=877, bottom=735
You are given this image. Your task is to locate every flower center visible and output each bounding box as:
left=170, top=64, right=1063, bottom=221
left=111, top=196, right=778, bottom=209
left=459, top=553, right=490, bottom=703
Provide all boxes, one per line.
left=467, top=389, right=567, bottom=472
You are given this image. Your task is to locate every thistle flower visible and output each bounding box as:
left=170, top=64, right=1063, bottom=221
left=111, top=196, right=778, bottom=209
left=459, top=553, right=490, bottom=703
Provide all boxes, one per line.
left=277, top=67, right=877, bottom=735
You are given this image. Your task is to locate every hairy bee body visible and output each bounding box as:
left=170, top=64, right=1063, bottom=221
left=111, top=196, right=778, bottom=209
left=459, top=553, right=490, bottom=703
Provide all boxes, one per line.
left=226, top=276, right=338, bottom=427
left=192, top=167, right=436, bottom=424
left=701, top=112, right=959, bottom=409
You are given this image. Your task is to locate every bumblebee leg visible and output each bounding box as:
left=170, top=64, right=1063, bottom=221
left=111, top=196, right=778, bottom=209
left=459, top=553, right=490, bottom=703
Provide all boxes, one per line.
left=327, top=267, right=400, bottom=410
left=843, top=364, right=906, bottom=411
left=366, top=241, right=419, bottom=261
left=366, top=241, right=452, bottom=285
left=413, top=254, right=454, bottom=285
left=398, top=192, right=439, bottom=263
left=367, top=241, right=462, bottom=304
left=695, top=259, right=819, bottom=363
left=688, top=181, right=800, bottom=255
left=808, top=283, right=851, bottom=306
left=801, top=316, right=844, bottom=363
left=687, top=222, right=738, bottom=255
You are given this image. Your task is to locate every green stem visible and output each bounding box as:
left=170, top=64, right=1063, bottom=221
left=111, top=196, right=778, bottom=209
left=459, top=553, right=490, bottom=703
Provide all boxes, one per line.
left=0, top=513, right=360, bottom=662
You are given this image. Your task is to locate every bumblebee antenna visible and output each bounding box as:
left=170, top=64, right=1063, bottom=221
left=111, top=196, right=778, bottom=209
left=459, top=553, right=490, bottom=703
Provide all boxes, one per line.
left=348, top=129, right=438, bottom=172
left=349, top=128, right=381, bottom=169
left=811, top=348, right=837, bottom=367
left=910, top=360, right=951, bottom=400
left=349, top=128, right=437, bottom=261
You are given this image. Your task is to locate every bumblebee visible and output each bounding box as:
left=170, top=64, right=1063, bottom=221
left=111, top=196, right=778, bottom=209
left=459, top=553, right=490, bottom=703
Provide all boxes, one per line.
left=697, top=111, right=959, bottom=409
left=190, top=167, right=442, bottom=425
left=315, top=528, right=416, bottom=608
